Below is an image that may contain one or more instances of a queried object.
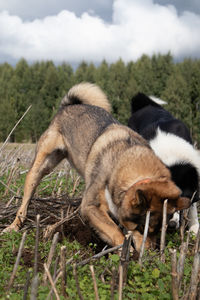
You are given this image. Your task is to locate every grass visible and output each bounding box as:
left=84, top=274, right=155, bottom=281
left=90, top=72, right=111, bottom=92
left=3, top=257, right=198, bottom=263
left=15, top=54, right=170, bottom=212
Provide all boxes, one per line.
left=0, top=144, right=199, bottom=299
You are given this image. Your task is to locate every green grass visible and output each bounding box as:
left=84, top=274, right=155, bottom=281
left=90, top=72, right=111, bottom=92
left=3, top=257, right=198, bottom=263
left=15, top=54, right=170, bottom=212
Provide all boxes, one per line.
left=0, top=230, right=196, bottom=299
left=0, top=144, right=199, bottom=299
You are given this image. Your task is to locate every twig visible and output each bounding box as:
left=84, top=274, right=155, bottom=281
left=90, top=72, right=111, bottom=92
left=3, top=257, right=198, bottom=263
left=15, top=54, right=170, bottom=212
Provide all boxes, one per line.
left=90, top=265, right=99, bottom=300
left=30, top=274, right=39, bottom=300
left=44, top=263, right=60, bottom=300
left=138, top=211, right=150, bottom=265
left=73, top=264, right=84, bottom=300
left=160, top=199, right=168, bottom=262
left=194, top=228, right=200, bottom=254
left=33, top=215, right=40, bottom=277
left=43, top=232, right=60, bottom=283
left=43, top=207, right=80, bottom=240
left=187, top=252, right=200, bottom=300
left=177, top=242, right=187, bottom=287
left=75, top=244, right=123, bottom=268
left=118, top=265, right=123, bottom=300
left=0, top=105, right=32, bottom=153
left=170, top=249, right=179, bottom=300
left=7, top=231, right=27, bottom=290
left=46, top=271, right=62, bottom=300
left=120, top=231, right=132, bottom=283
left=23, top=269, right=31, bottom=300
left=180, top=209, right=189, bottom=242
left=110, top=266, right=117, bottom=300
left=0, top=178, right=18, bottom=196
left=60, top=246, right=67, bottom=297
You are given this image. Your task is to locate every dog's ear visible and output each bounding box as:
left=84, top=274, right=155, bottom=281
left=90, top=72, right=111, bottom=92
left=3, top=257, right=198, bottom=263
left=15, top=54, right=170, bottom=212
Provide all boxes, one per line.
left=173, top=197, right=191, bottom=211
left=135, top=189, right=148, bottom=207
left=139, top=179, right=191, bottom=213
left=151, top=180, right=191, bottom=211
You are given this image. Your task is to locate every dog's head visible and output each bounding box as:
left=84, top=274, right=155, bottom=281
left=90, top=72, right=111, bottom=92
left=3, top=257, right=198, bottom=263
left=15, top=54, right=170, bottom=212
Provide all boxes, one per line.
left=118, top=177, right=191, bottom=235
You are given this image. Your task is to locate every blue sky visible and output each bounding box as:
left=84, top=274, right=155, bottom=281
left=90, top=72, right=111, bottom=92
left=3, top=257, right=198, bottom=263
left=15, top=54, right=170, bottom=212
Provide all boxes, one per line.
left=0, top=0, right=200, bottom=64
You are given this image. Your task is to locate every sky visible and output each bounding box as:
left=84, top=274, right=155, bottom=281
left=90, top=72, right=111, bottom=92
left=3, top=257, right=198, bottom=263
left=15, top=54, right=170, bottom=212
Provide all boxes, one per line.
left=0, top=0, right=200, bottom=65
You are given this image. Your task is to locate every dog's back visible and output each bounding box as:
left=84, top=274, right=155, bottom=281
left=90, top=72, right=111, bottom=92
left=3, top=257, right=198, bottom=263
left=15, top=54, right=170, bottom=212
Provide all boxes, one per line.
left=128, top=92, right=200, bottom=232
left=52, top=83, right=118, bottom=176
left=128, top=93, right=192, bottom=143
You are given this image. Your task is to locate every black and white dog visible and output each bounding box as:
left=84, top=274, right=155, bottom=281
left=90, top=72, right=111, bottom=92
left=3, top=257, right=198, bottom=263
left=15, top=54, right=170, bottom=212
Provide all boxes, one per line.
left=128, top=93, right=200, bottom=234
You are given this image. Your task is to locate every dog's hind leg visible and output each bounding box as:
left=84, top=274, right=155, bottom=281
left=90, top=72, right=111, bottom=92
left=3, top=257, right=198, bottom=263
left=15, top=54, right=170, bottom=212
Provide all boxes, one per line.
left=2, top=129, right=66, bottom=233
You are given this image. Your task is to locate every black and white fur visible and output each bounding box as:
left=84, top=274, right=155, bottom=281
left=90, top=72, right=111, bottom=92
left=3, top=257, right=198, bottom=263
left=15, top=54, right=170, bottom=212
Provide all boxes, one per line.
left=128, top=93, right=200, bottom=234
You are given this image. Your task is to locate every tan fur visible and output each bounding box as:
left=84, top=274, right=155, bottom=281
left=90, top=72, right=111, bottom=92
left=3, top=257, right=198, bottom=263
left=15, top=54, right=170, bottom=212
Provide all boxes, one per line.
left=3, top=82, right=191, bottom=252
left=61, top=82, right=111, bottom=113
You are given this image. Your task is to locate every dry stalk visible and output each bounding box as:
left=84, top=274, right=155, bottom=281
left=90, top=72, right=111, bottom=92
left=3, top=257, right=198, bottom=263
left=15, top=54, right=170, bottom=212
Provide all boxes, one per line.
left=43, top=206, right=80, bottom=240
left=7, top=231, right=27, bottom=290
left=177, top=242, right=187, bottom=287
left=44, top=263, right=60, bottom=300
left=160, top=199, right=168, bottom=262
left=120, top=231, right=132, bottom=283
left=118, top=265, right=123, bottom=300
left=60, top=246, right=67, bottom=297
left=110, top=266, right=117, bottom=300
left=23, top=269, right=31, bottom=300
left=73, top=264, right=84, bottom=300
left=76, top=244, right=123, bottom=268
left=43, top=232, right=60, bottom=284
left=187, top=252, right=200, bottom=300
left=170, top=249, right=179, bottom=300
left=33, top=214, right=40, bottom=277
left=180, top=209, right=189, bottom=242
left=30, top=274, right=39, bottom=300
left=0, top=178, right=18, bottom=196
left=193, top=228, right=200, bottom=254
left=46, top=271, right=62, bottom=300
left=138, top=211, right=150, bottom=265
left=0, top=105, right=32, bottom=153
left=90, top=265, right=100, bottom=300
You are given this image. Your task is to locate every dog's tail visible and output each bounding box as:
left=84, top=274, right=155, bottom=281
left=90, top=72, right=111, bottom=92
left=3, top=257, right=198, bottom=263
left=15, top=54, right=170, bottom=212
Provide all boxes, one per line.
left=131, top=93, right=167, bottom=113
left=60, top=82, right=111, bottom=113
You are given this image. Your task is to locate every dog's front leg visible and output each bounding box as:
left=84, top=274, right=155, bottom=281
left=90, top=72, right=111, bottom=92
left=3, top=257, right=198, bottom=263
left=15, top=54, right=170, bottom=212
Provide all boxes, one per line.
left=81, top=189, right=125, bottom=247
left=2, top=131, right=65, bottom=233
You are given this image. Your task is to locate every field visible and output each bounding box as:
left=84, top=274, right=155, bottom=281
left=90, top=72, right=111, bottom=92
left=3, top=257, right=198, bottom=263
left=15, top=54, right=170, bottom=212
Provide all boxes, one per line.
left=0, top=143, right=199, bottom=299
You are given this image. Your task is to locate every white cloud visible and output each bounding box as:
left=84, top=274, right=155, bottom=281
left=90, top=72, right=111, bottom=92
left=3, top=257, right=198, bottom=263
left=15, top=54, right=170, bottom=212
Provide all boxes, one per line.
left=0, top=0, right=200, bottom=63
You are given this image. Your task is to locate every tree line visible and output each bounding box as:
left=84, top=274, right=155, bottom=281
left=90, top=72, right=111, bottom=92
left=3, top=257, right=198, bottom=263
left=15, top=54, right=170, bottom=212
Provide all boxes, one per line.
left=0, top=53, right=200, bottom=146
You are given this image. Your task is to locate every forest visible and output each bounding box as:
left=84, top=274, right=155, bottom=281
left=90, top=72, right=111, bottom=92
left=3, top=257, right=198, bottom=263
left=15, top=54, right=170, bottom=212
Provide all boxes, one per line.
left=0, top=53, right=200, bottom=146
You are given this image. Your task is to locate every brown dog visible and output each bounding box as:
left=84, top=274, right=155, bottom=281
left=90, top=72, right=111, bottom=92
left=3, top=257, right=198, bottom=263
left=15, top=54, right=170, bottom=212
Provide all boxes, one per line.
left=3, top=83, right=191, bottom=251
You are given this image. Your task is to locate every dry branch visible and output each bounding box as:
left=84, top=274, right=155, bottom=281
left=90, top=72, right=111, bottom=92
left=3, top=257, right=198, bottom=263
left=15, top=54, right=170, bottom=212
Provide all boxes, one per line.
left=177, top=242, right=187, bottom=287
left=188, top=252, right=200, bottom=300
left=60, top=246, right=67, bottom=297
left=138, top=211, right=150, bottom=265
left=0, top=105, right=32, bottom=153
left=44, top=263, right=60, bottom=300
left=23, top=269, right=31, bottom=300
left=0, top=194, right=81, bottom=231
left=73, top=264, right=84, bottom=300
left=110, top=267, right=117, bottom=300
left=170, top=249, right=179, bottom=300
left=76, top=244, right=123, bottom=268
left=30, top=274, right=39, bottom=300
left=120, top=231, right=132, bottom=283
left=33, top=215, right=40, bottom=277
left=90, top=265, right=100, bottom=300
left=118, top=265, right=123, bottom=300
left=43, top=232, right=60, bottom=284
left=7, top=231, right=27, bottom=290
left=160, top=199, right=168, bottom=262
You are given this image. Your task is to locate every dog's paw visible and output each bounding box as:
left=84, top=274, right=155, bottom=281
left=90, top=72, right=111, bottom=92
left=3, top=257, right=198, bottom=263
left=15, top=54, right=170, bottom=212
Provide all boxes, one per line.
left=189, top=223, right=199, bottom=235
left=1, top=224, right=19, bottom=234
